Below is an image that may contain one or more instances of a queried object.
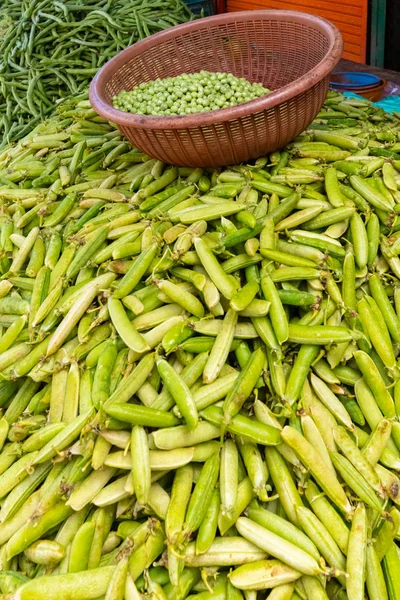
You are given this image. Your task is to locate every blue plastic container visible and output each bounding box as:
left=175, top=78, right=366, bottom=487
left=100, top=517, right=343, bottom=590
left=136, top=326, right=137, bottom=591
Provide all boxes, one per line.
left=330, top=72, right=381, bottom=89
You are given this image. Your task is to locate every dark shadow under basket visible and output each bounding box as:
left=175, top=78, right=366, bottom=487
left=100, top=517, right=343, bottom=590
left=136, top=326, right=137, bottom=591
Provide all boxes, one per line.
left=90, top=10, right=343, bottom=167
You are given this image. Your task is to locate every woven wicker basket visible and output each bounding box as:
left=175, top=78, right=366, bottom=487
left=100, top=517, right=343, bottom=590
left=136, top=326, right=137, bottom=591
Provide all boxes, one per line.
left=90, top=10, right=343, bottom=167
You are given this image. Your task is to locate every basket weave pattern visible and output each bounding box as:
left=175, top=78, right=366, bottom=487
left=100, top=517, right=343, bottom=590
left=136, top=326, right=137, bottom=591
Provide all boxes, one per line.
left=90, top=11, right=343, bottom=167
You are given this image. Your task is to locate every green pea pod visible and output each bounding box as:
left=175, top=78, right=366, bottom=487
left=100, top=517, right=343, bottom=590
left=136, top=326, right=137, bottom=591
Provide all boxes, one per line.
left=220, top=439, right=239, bottom=516
left=183, top=452, right=220, bottom=536
left=133, top=166, right=178, bottom=202
left=105, top=401, right=180, bottom=428
left=288, top=324, right=355, bottom=345
left=104, top=353, right=154, bottom=411
left=25, top=235, right=45, bottom=278
left=324, top=167, right=346, bottom=207
left=196, top=488, right=220, bottom=554
left=229, top=560, right=299, bottom=593
left=113, top=242, right=159, bottom=299
left=251, top=316, right=279, bottom=351
left=301, top=576, right=330, bottom=600
left=195, top=237, right=238, bottom=299
left=367, top=212, right=380, bottom=265
left=44, top=193, right=76, bottom=227
left=283, top=344, right=318, bottom=405
left=154, top=352, right=208, bottom=412
left=69, top=522, right=96, bottom=573
left=72, top=201, right=105, bottom=233
left=185, top=536, right=265, bottom=568
left=156, top=279, right=204, bottom=318
left=310, top=373, right=354, bottom=430
left=251, top=179, right=293, bottom=198
left=230, top=281, right=259, bottom=312
left=33, top=410, right=94, bottom=464
left=261, top=275, right=288, bottom=344
left=161, top=319, right=194, bottom=354
left=141, top=183, right=185, bottom=211
left=236, top=517, right=322, bottom=576
left=295, top=507, right=346, bottom=585
left=15, top=566, right=115, bottom=600
left=290, top=230, right=345, bottom=258
left=6, top=501, right=73, bottom=560
left=163, top=567, right=200, bottom=600
left=157, top=358, right=198, bottom=430
left=46, top=273, right=116, bottom=356
left=130, top=425, right=151, bottom=506
left=0, top=489, right=41, bottom=548
left=203, top=309, right=238, bottom=383
left=105, top=556, right=128, bottom=600
left=369, top=273, right=400, bottom=343
left=312, top=357, right=340, bottom=385
left=342, top=250, right=358, bottom=325
left=10, top=227, right=39, bottom=274
left=350, top=175, right=394, bottom=212
left=165, top=464, right=193, bottom=542
left=0, top=416, right=9, bottom=451
left=92, top=435, right=112, bottom=471
left=152, top=420, right=219, bottom=451
left=149, top=186, right=198, bottom=218
left=366, top=544, right=389, bottom=600
left=247, top=505, right=319, bottom=562
left=66, top=226, right=109, bottom=281
left=0, top=315, right=27, bottom=354
left=0, top=571, right=30, bottom=594
left=346, top=504, right=367, bottom=600
left=382, top=544, right=400, bottom=600
left=226, top=579, right=244, bottom=599
left=330, top=452, right=384, bottom=513
left=277, top=239, right=325, bottom=264
left=239, top=441, right=269, bottom=501
left=277, top=289, right=316, bottom=307
left=0, top=451, right=39, bottom=502
left=90, top=341, right=117, bottom=410
left=275, top=205, right=323, bottom=231
left=281, top=426, right=352, bottom=517
left=4, top=378, right=40, bottom=424
left=265, top=584, right=295, bottom=600
left=313, top=130, right=365, bottom=150
left=62, top=361, right=80, bottom=424
left=350, top=211, right=368, bottom=269
left=202, top=406, right=281, bottom=446
left=67, top=470, right=116, bottom=513
left=303, top=481, right=349, bottom=555
left=354, top=351, right=395, bottom=418
left=223, top=347, right=265, bottom=425
left=128, top=522, right=165, bottom=581
left=108, top=298, right=149, bottom=354
left=260, top=248, right=316, bottom=268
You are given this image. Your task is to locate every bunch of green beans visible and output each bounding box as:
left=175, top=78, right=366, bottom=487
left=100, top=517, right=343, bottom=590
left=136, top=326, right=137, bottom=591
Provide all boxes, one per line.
left=0, top=90, right=399, bottom=600
left=0, top=0, right=193, bottom=146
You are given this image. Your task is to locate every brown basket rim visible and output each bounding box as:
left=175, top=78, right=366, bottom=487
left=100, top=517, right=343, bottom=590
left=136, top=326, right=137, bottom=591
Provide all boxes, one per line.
left=89, top=10, right=343, bottom=130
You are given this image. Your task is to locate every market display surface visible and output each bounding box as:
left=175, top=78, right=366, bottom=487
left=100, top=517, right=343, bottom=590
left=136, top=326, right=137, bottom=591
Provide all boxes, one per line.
left=0, top=88, right=399, bottom=600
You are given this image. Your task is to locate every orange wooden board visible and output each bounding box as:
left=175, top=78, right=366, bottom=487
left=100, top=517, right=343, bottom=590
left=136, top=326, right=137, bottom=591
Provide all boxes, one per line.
left=226, top=0, right=368, bottom=63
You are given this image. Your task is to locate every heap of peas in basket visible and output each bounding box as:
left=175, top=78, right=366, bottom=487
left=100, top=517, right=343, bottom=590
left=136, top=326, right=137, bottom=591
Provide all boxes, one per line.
left=113, top=71, right=270, bottom=116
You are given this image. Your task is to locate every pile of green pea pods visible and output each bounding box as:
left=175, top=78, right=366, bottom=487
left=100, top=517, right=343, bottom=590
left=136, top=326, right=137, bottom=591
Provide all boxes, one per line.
left=0, top=91, right=399, bottom=600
